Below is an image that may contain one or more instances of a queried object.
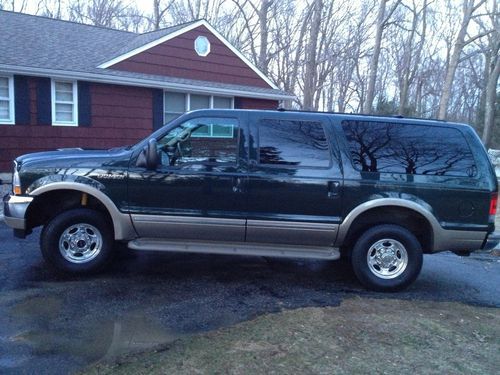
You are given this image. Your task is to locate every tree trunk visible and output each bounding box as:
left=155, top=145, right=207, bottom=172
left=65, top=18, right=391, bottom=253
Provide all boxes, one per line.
left=258, top=0, right=271, bottom=75
left=482, top=57, right=500, bottom=147
left=415, top=78, right=423, bottom=115
left=438, top=0, right=484, bottom=120
left=303, top=0, right=323, bottom=110
left=398, top=10, right=417, bottom=115
left=476, top=52, right=491, bottom=125
left=153, top=0, right=161, bottom=30
left=363, top=0, right=387, bottom=114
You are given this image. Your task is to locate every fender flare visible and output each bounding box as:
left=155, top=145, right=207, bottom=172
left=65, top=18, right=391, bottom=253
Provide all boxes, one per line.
left=29, top=182, right=136, bottom=240
left=336, top=198, right=440, bottom=248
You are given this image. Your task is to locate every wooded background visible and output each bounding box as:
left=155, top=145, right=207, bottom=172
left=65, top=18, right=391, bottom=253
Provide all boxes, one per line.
left=1, top=0, right=498, bottom=148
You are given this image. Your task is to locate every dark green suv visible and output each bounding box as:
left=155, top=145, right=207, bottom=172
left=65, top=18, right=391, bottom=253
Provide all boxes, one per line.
left=3, top=109, right=499, bottom=291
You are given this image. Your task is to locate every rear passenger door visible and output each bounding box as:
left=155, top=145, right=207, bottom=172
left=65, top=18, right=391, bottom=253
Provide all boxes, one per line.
left=246, top=113, right=343, bottom=246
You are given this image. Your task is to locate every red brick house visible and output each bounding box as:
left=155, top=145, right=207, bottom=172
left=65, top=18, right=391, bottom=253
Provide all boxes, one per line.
left=0, top=11, right=293, bottom=171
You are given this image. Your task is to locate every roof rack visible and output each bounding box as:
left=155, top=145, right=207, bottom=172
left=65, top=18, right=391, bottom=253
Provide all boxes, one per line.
left=274, top=107, right=446, bottom=122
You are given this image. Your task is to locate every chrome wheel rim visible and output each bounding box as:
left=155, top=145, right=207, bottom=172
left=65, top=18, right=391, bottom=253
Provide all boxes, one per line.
left=367, top=238, right=408, bottom=279
left=59, top=223, right=102, bottom=263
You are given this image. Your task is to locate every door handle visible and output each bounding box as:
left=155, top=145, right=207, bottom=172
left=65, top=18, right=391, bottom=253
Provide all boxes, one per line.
left=232, top=177, right=243, bottom=193
left=327, top=181, right=340, bottom=198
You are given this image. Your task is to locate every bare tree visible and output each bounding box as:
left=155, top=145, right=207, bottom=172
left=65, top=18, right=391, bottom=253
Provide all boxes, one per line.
left=332, top=3, right=372, bottom=112
left=393, top=0, right=430, bottom=116
left=363, top=0, right=402, bottom=114
left=149, top=0, right=174, bottom=30
left=0, top=0, right=28, bottom=12
left=231, top=0, right=282, bottom=76
left=303, top=0, right=323, bottom=110
left=480, top=0, right=499, bottom=147
left=437, top=0, right=488, bottom=120
left=69, top=0, right=127, bottom=27
left=38, top=0, right=65, bottom=19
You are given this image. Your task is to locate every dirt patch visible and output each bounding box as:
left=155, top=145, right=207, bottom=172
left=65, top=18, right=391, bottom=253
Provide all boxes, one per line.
left=82, top=297, right=500, bottom=375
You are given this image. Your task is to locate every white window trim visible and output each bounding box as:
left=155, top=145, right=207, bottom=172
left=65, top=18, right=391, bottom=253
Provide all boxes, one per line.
left=51, top=79, right=78, bottom=126
left=194, top=35, right=211, bottom=57
left=0, top=75, right=15, bottom=125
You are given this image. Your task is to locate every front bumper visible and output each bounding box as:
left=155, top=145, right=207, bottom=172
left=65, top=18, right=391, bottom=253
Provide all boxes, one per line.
left=3, top=194, right=33, bottom=230
left=482, top=231, right=500, bottom=251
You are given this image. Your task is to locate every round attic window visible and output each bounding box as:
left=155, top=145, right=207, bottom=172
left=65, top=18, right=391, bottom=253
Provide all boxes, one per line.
left=194, top=36, right=210, bottom=56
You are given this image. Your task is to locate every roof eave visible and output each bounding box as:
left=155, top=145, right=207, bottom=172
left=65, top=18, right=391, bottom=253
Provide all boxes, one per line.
left=0, top=64, right=295, bottom=101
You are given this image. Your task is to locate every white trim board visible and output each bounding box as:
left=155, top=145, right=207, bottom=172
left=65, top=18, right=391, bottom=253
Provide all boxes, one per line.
left=97, top=20, right=279, bottom=90
left=51, top=79, right=79, bottom=126
left=0, top=64, right=294, bottom=101
left=0, top=74, right=15, bottom=125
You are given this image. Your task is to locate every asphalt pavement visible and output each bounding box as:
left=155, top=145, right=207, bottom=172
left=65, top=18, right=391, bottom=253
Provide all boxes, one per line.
left=0, top=222, right=499, bottom=374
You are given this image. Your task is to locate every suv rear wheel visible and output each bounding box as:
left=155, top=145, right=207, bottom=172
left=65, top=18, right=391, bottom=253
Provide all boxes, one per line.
left=351, top=224, right=423, bottom=292
left=40, top=208, right=114, bottom=274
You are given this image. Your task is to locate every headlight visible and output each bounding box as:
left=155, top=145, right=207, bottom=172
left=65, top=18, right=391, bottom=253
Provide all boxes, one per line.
left=13, top=163, right=21, bottom=195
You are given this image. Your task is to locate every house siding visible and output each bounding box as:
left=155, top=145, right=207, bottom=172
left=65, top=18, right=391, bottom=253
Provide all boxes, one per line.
left=235, top=97, right=279, bottom=110
left=0, top=79, right=279, bottom=171
left=0, top=81, right=152, bottom=171
left=111, top=25, right=272, bottom=89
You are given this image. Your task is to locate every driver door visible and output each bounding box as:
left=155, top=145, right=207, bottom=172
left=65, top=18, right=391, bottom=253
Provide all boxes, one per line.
left=127, top=114, right=248, bottom=242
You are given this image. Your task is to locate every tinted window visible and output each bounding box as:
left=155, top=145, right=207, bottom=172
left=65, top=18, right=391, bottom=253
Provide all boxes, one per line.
left=158, top=117, right=238, bottom=166
left=341, top=120, right=477, bottom=177
left=258, top=119, right=330, bottom=168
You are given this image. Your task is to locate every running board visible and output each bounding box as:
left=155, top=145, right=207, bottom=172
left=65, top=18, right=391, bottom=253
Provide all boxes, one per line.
left=127, top=238, right=340, bottom=260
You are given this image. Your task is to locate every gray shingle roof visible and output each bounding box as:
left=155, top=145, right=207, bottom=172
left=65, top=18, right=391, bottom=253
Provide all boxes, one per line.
left=0, top=11, right=292, bottom=98
left=109, top=20, right=198, bottom=61
left=0, top=10, right=133, bottom=71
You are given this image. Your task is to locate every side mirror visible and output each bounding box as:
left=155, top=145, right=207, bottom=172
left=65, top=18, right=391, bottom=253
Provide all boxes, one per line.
left=136, top=138, right=159, bottom=170
left=146, top=138, right=159, bottom=169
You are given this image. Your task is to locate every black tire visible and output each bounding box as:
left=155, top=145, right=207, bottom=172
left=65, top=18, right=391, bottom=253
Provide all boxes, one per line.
left=351, top=224, right=423, bottom=292
left=40, top=208, right=114, bottom=274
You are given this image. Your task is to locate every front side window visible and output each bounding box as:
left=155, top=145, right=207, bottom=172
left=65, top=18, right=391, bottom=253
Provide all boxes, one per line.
left=341, top=120, right=477, bottom=177
left=258, top=119, right=331, bottom=168
left=0, top=76, right=14, bottom=124
left=158, top=117, right=239, bottom=167
left=163, top=91, right=233, bottom=126
left=52, top=80, right=78, bottom=126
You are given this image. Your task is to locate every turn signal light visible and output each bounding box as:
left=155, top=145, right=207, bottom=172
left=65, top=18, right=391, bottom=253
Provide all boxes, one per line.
left=13, top=168, right=21, bottom=195
left=490, top=193, right=498, bottom=216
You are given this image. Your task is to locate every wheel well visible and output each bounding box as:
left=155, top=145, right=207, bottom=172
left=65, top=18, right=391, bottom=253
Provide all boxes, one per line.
left=342, top=206, right=433, bottom=254
left=26, top=190, right=113, bottom=234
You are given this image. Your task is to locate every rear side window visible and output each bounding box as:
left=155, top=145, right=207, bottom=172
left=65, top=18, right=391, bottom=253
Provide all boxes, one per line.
left=341, top=120, right=477, bottom=177
left=258, top=119, right=330, bottom=168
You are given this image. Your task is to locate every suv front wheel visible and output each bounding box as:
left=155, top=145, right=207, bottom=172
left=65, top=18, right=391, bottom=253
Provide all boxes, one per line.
left=351, top=224, right=423, bottom=292
left=40, top=208, right=114, bottom=274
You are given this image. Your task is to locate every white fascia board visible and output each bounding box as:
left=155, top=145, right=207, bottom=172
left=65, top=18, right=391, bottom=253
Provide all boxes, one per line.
left=0, top=64, right=295, bottom=101
left=97, top=19, right=279, bottom=90
left=98, top=20, right=206, bottom=69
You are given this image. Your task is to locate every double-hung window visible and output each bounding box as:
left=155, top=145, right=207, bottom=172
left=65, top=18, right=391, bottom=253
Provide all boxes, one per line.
left=52, top=80, right=78, bottom=126
left=163, top=91, right=234, bottom=135
left=164, top=92, right=186, bottom=123
left=0, top=76, right=14, bottom=124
